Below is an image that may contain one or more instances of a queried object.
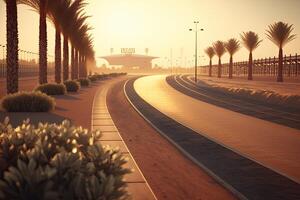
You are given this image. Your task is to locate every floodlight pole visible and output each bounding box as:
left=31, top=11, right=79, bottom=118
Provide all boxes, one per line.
left=189, top=22, right=204, bottom=82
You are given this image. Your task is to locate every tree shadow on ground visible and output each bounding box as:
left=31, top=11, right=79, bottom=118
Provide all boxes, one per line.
left=0, top=112, right=71, bottom=127
left=55, top=106, right=68, bottom=111
left=55, top=94, right=80, bottom=100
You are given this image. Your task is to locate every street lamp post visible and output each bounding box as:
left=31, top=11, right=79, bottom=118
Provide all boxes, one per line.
left=189, top=21, right=204, bottom=82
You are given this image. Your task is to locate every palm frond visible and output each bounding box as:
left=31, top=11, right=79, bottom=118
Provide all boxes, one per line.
left=205, top=47, right=215, bottom=59
left=240, top=31, right=262, bottom=52
left=225, top=38, right=240, bottom=56
left=266, top=21, right=296, bottom=48
left=213, top=41, right=226, bottom=58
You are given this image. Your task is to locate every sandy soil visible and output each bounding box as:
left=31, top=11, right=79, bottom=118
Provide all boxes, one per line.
left=0, top=77, right=101, bottom=129
left=107, top=79, right=236, bottom=200
left=0, top=76, right=55, bottom=98
left=197, top=75, right=300, bottom=95
left=52, top=82, right=101, bottom=129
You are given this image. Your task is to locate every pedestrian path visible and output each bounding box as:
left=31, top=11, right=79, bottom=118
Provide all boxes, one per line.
left=91, top=82, right=156, bottom=200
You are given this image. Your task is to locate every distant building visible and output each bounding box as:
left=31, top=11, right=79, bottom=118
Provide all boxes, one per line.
left=101, top=53, right=158, bottom=70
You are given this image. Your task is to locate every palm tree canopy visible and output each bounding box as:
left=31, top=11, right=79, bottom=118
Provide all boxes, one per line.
left=62, top=0, right=87, bottom=37
left=225, top=38, right=240, bottom=56
left=213, top=41, right=226, bottom=58
left=205, top=47, right=215, bottom=59
left=240, top=31, right=262, bottom=52
left=266, top=21, right=296, bottom=48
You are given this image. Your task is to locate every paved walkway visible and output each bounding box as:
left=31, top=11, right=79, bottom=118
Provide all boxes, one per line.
left=91, top=80, right=156, bottom=200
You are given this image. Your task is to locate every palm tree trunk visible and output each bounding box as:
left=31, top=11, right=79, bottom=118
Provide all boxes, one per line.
left=63, top=35, right=69, bottom=81
left=83, top=56, right=87, bottom=77
left=229, top=55, right=233, bottom=79
left=54, top=27, right=61, bottom=83
left=6, top=0, right=19, bottom=94
left=209, top=59, right=212, bottom=77
left=39, top=0, right=48, bottom=84
left=71, top=46, right=75, bottom=80
left=248, top=52, right=253, bottom=80
left=79, top=54, right=82, bottom=78
left=277, top=48, right=283, bottom=82
left=218, top=57, right=222, bottom=78
left=74, top=49, right=78, bottom=79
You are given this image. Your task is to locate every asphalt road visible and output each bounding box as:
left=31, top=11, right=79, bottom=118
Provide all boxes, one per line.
left=126, top=76, right=300, bottom=200
left=133, top=75, right=300, bottom=183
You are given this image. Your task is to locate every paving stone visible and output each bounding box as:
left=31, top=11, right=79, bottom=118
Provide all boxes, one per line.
left=91, top=82, right=156, bottom=200
left=93, top=119, right=114, bottom=126
left=100, top=141, right=128, bottom=153
left=93, top=107, right=108, bottom=111
left=99, top=131, right=122, bottom=141
left=93, top=125, right=118, bottom=132
left=92, top=114, right=111, bottom=119
left=93, top=111, right=109, bottom=114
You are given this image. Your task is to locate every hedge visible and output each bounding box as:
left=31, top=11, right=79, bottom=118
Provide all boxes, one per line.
left=1, top=91, right=55, bottom=112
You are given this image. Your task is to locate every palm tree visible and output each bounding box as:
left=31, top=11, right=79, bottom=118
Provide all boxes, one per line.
left=47, top=0, right=63, bottom=83
left=71, top=46, right=75, bottom=79
left=61, top=0, right=86, bottom=81
left=240, top=31, right=262, bottom=80
left=70, top=14, right=89, bottom=79
left=266, top=22, right=296, bottom=82
left=39, top=0, right=48, bottom=84
left=204, top=47, right=215, bottom=77
left=225, top=38, right=240, bottom=79
left=5, top=0, right=19, bottom=94
left=76, top=24, right=91, bottom=78
left=19, top=0, right=48, bottom=84
left=213, top=41, right=226, bottom=78
left=81, top=34, right=94, bottom=77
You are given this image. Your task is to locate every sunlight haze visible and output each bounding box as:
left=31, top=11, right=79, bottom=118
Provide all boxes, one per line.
left=0, top=0, right=300, bottom=67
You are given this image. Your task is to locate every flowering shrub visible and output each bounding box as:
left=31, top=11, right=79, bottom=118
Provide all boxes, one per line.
left=0, top=118, right=130, bottom=200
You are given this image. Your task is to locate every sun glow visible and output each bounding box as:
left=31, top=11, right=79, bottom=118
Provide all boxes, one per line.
left=1, top=0, right=300, bottom=66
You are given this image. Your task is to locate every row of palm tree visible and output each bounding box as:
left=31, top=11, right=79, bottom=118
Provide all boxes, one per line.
left=5, top=0, right=95, bottom=94
left=204, top=21, right=296, bottom=82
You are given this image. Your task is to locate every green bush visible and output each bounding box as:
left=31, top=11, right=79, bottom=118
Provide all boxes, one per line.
left=108, top=73, right=127, bottom=77
left=1, top=92, right=55, bottom=112
left=77, top=78, right=91, bottom=87
left=88, top=75, right=98, bottom=82
left=35, top=83, right=66, bottom=95
left=0, top=118, right=130, bottom=200
left=64, top=80, right=80, bottom=92
left=93, top=74, right=108, bottom=80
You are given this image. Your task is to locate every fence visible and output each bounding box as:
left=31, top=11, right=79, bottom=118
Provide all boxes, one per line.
left=200, top=53, right=300, bottom=77
left=0, top=44, right=54, bottom=78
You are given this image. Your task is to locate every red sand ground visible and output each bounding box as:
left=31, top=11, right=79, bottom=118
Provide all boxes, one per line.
left=0, top=76, right=99, bottom=129
left=107, top=79, right=236, bottom=200
left=52, top=82, right=100, bottom=129
left=0, top=77, right=55, bottom=98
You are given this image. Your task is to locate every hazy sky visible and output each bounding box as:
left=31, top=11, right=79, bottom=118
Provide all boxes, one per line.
left=0, top=0, right=300, bottom=67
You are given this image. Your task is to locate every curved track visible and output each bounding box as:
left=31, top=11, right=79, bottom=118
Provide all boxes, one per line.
left=125, top=76, right=300, bottom=200
left=167, top=74, right=300, bottom=130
